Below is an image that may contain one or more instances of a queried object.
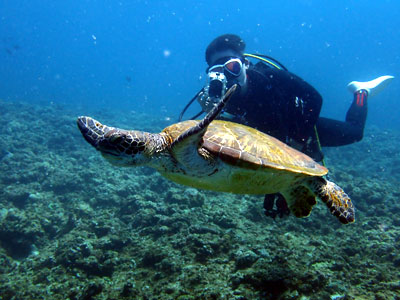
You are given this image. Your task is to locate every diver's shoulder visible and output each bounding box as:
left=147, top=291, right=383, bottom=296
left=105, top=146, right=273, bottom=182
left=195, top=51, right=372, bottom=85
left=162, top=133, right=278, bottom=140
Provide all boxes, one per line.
left=248, top=63, right=321, bottom=98
left=248, top=63, right=297, bottom=82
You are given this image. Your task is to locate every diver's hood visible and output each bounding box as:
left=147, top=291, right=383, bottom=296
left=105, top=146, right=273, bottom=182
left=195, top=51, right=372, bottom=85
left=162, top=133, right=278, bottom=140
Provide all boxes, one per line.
left=208, top=49, right=242, bottom=67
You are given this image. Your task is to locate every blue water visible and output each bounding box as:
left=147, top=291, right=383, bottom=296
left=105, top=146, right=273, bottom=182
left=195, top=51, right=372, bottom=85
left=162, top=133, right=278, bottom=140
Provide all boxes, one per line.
left=1, top=0, right=399, bottom=128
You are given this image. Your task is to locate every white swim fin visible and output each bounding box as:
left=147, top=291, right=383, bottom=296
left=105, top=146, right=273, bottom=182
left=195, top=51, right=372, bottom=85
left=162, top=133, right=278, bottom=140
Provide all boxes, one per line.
left=347, top=75, right=394, bottom=97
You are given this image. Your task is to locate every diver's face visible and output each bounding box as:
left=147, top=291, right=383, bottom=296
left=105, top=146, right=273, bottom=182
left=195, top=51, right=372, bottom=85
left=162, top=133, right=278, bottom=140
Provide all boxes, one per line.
left=198, top=55, right=248, bottom=113
left=208, top=56, right=248, bottom=88
left=206, top=56, right=248, bottom=100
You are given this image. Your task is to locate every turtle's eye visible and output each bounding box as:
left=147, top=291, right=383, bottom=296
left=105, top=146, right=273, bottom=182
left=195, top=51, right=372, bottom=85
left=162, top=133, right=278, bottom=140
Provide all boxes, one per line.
left=110, top=135, right=123, bottom=144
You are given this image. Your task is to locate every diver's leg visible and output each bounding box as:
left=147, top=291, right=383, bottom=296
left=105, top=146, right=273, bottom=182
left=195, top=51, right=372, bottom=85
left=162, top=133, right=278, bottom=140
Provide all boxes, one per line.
left=317, top=75, right=394, bottom=147
left=345, top=89, right=368, bottom=128
left=276, top=194, right=290, bottom=217
left=264, top=193, right=289, bottom=219
left=263, top=194, right=277, bottom=219
left=346, top=75, right=395, bottom=128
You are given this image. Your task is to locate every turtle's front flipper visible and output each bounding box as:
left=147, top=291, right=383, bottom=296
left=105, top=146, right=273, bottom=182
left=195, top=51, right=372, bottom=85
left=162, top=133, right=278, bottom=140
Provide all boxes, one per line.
left=169, top=85, right=237, bottom=169
left=308, top=177, right=355, bottom=224
left=170, top=84, right=237, bottom=149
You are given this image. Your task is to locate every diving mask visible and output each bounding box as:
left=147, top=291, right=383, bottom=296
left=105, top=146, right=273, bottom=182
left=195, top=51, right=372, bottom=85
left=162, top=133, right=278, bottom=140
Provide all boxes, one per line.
left=198, top=58, right=246, bottom=113
left=208, top=58, right=244, bottom=78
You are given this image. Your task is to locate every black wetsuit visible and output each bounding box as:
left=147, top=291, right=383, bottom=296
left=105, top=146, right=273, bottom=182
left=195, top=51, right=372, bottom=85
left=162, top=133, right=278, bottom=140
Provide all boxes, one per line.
left=217, top=62, right=368, bottom=219
left=219, top=62, right=367, bottom=161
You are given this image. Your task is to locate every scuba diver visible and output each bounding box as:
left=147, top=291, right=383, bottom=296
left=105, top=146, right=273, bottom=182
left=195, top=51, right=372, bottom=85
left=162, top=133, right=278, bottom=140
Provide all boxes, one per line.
left=179, top=34, right=394, bottom=219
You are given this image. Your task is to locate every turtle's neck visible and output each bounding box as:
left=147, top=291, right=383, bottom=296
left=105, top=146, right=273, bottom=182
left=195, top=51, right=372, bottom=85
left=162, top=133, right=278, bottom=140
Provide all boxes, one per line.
left=145, top=132, right=171, bottom=155
left=144, top=132, right=178, bottom=172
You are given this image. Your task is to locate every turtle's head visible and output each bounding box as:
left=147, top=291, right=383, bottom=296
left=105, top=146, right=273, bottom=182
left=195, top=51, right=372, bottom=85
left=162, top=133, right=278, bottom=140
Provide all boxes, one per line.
left=77, top=116, right=158, bottom=167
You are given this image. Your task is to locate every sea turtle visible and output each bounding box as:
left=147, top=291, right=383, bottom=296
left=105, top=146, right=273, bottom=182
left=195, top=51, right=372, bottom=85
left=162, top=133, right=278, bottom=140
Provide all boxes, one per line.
left=77, top=85, right=354, bottom=224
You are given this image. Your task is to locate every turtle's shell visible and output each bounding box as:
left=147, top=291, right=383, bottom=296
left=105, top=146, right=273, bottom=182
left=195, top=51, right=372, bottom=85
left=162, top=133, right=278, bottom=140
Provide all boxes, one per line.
left=163, top=120, right=327, bottom=176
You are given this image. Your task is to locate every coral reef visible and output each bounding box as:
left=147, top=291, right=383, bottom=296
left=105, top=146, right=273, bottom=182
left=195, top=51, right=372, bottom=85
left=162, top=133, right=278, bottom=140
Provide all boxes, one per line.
left=0, top=99, right=399, bottom=299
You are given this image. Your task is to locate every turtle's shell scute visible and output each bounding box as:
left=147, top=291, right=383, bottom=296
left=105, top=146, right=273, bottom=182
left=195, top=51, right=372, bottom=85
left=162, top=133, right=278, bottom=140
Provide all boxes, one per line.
left=163, top=120, right=327, bottom=176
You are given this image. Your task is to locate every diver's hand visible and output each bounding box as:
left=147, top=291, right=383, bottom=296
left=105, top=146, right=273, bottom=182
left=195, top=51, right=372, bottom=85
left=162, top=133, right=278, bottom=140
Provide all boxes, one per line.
left=197, top=90, right=208, bottom=112
left=197, top=91, right=216, bottom=113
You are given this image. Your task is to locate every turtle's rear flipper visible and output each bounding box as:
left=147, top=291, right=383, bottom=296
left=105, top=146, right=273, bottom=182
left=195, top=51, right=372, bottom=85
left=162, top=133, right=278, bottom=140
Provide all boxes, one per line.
left=309, top=178, right=355, bottom=224
left=282, top=186, right=317, bottom=219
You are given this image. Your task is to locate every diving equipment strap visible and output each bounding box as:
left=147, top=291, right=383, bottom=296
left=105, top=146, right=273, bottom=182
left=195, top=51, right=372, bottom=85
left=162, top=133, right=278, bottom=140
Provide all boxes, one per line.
left=178, top=88, right=204, bottom=121
left=244, top=53, right=288, bottom=71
